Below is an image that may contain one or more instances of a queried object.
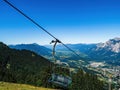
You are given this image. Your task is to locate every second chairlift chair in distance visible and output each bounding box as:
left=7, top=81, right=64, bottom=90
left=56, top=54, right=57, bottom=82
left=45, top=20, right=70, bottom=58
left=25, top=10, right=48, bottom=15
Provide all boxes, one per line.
left=48, top=39, right=72, bottom=88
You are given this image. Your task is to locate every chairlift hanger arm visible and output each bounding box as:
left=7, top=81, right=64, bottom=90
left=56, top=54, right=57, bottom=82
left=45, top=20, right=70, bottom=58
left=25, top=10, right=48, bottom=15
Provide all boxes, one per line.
left=50, top=39, right=61, bottom=56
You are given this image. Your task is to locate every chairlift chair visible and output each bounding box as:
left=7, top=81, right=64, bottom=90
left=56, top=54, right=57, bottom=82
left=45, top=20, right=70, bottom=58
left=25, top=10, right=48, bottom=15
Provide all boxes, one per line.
left=48, top=39, right=72, bottom=87
left=49, top=73, right=72, bottom=87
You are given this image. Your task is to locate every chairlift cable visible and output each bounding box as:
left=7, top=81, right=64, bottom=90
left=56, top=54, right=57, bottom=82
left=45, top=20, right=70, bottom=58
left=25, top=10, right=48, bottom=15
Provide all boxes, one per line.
left=3, top=0, right=81, bottom=59
left=3, top=0, right=73, bottom=87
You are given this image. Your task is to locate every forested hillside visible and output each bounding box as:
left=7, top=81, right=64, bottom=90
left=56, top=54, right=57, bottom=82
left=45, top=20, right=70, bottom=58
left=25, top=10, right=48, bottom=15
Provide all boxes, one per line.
left=0, top=42, right=105, bottom=90
left=0, top=42, right=52, bottom=86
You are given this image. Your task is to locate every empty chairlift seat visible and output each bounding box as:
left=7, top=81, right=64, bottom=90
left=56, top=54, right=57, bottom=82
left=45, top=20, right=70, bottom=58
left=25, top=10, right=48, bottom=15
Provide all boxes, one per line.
left=49, top=73, right=72, bottom=87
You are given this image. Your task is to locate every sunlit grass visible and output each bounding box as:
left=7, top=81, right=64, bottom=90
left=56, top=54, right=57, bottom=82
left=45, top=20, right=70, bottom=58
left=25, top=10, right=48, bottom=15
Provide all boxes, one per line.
left=0, top=82, right=56, bottom=90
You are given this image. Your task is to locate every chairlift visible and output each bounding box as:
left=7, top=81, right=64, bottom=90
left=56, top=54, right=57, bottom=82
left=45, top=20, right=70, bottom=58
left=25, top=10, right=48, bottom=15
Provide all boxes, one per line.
left=49, top=73, right=72, bottom=87
left=48, top=39, right=72, bottom=87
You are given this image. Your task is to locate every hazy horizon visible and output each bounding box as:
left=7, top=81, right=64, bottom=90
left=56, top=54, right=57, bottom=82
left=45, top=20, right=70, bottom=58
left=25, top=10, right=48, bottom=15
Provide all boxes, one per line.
left=5, top=37, right=119, bottom=46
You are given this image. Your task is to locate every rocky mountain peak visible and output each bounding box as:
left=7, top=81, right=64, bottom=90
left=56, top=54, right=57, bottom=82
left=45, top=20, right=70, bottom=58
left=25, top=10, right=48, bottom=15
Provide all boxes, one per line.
left=96, top=37, right=120, bottom=53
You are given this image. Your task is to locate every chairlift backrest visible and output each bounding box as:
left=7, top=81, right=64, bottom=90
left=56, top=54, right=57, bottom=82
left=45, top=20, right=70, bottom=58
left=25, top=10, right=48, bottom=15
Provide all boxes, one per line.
left=50, top=74, right=72, bottom=87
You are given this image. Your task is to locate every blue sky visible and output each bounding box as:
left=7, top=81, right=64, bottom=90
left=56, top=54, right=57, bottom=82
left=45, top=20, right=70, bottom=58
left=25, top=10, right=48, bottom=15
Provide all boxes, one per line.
left=0, top=0, right=120, bottom=45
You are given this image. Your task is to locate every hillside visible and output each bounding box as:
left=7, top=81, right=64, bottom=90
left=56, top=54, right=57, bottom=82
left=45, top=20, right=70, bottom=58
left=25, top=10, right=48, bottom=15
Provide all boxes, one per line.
left=0, top=42, right=52, bottom=87
left=0, top=82, right=56, bottom=90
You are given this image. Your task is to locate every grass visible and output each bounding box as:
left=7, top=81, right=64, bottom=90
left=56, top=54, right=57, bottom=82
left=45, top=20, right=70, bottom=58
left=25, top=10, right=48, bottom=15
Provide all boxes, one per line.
left=0, top=82, right=57, bottom=90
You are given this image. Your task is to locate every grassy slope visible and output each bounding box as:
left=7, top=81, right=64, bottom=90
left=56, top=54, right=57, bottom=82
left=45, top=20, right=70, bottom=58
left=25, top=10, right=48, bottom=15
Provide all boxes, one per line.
left=0, top=82, right=56, bottom=90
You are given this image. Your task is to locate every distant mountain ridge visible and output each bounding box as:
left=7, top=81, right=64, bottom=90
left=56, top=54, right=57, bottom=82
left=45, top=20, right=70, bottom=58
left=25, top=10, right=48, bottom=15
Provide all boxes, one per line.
left=9, top=43, right=52, bottom=56
left=8, top=37, right=120, bottom=65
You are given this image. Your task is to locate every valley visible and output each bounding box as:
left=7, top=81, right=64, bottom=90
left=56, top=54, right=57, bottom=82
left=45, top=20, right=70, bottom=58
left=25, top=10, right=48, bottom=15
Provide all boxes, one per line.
left=70, top=60, right=120, bottom=89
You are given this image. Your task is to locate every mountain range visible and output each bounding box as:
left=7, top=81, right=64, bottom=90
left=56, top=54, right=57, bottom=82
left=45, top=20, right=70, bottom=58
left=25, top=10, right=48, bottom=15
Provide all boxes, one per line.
left=51, top=38, right=120, bottom=64
left=9, top=37, right=120, bottom=65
